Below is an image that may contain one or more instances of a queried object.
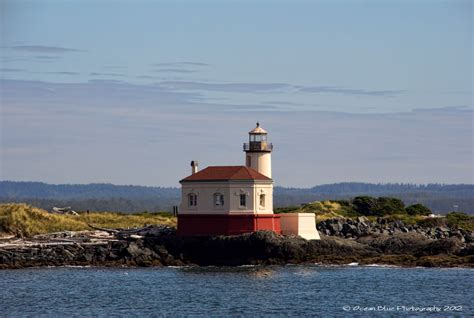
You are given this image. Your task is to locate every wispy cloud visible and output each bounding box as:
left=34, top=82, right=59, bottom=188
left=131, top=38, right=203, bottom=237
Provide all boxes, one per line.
left=152, top=69, right=198, bottom=74
left=0, top=68, right=25, bottom=72
left=0, top=57, right=29, bottom=63
left=137, top=75, right=157, bottom=79
left=46, top=71, right=80, bottom=75
left=299, top=86, right=404, bottom=97
left=156, top=80, right=403, bottom=97
left=264, top=100, right=304, bottom=106
left=412, top=105, right=473, bottom=113
left=151, top=62, right=209, bottom=67
left=158, top=81, right=291, bottom=93
left=6, top=45, right=85, bottom=53
left=34, top=56, right=62, bottom=60
left=90, top=72, right=124, bottom=77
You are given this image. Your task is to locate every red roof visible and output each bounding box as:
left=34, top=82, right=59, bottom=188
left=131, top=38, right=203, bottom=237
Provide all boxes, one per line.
left=180, top=166, right=272, bottom=182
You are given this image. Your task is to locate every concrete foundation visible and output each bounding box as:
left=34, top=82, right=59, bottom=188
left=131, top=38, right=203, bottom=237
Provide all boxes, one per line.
left=279, top=213, right=320, bottom=240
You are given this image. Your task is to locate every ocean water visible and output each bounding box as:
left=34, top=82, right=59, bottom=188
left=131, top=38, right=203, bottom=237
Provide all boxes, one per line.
left=0, top=265, right=472, bottom=317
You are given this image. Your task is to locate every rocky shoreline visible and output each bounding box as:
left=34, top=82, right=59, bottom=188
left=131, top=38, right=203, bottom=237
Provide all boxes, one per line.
left=1, top=221, right=473, bottom=269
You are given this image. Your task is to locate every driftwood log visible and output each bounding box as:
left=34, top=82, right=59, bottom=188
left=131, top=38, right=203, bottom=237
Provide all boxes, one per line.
left=87, top=224, right=175, bottom=239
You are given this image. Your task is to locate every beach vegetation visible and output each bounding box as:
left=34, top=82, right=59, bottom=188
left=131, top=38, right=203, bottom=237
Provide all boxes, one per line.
left=0, top=203, right=176, bottom=237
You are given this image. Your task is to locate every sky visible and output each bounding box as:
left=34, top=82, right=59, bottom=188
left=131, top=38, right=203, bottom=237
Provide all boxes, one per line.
left=0, top=0, right=472, bottom=187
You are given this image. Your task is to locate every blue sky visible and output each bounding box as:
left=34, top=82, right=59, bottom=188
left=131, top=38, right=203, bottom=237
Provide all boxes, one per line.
left=1, top=0, right=472, bottom=187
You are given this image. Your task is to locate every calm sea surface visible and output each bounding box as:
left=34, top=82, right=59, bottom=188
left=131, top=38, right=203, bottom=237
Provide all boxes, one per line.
left=0, top=265, right=472, bottom=317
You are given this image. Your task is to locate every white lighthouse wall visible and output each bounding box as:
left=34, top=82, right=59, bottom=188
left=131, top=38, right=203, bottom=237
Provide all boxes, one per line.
left=179, top=181, right=273, bottom=215
left=246, top=152, right=272, bottom=178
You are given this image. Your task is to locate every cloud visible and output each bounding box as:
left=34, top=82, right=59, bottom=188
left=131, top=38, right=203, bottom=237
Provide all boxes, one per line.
left=156, top=80, right=403, bottom=97
left=158, top=81, right=292, bottom=93
left=0, top=68, right=25, bottom=72
left=137, top=75, right=157, bottom=79
left=264, top=100, right=304, bottom=106
left=152, top=69, right=198, bottom=74
left=90, top=72, right=124, bottom=77
left=151, top=62, right=209, bottom=67
left=0, top=79, right=202, bottom=110
left=412, top=105, right=473, bottom=113
left=299, top=86, right=404, bottom=97
left=34, top=56, right=62, bottom=60
left=6, top=45, right=85, bottom=53
left=0, top=57, right=29, bottom=63
left=1, top=78, right=471, bottom=187
left=0, top=55, right=61, bottom=64
left=46, top=71, right=80, bottom=75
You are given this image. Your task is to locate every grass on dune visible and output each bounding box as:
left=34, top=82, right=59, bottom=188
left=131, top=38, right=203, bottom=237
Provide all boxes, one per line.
left=0, top=203, right=176, bottom=237
left=275, top=200, right=356, bottom=221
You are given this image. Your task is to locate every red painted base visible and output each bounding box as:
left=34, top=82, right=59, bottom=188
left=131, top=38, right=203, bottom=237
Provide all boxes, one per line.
left=177, top=214, right=281, bottom=236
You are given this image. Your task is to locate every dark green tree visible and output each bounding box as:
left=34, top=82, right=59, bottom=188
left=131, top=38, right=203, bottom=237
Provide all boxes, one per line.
left=352, top=196, right=377, bottom=215
left=352, top=196, right=406, bottom=216
left=406, top=203, right=431, bottom=216
left=375, top=197, right=405, bottom=216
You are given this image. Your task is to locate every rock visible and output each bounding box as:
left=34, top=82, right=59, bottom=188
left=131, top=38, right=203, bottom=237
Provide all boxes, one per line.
left=126, top=242, right=141, bottom=257
left=328, top=222, right=343, bottom=235
left=464, top=232, right=474, bottom=243
left=62, top=249, right=75, bottom=260
left=358, top=233, right=431, bottom=255
left=80, top=253, right=93, bottom=262
left=357, top=216, right=369, bottom=224
left=417, top=238, right=464, bottom=256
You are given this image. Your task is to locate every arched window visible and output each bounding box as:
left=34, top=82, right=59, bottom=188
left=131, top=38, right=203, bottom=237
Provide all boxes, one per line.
left=259, top=194, right=265, bottom=207
left=188, top=193, right=197, bottom=207
left=214, top=193, right=224, bottom=207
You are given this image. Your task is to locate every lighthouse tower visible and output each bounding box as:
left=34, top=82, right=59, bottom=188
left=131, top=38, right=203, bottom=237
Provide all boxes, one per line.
left=244, top=122, right=272, bottom=178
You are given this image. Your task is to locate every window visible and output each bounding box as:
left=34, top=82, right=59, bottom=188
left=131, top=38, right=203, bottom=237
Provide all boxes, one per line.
left=240, top=194, right=246, bottom=207
left=250, top=134, right=266, bottom=142
left=214, top=193, right=224, bottom=207
left=259, top=194, right=265, bottom=207
left=246, top=155, right=251, bottom=167
left=188, top=193, right=197, bottom=207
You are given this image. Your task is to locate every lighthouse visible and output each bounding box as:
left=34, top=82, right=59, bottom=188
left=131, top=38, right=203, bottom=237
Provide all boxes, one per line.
left=244, top=122, right=272, bottom=178
left=177, top=123, right=320, bottom=240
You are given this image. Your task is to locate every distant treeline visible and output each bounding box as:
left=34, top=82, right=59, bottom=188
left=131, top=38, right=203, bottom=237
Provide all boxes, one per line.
left=274, top=183, right=474, bottom=214
left=0, top=181, right=473, bottom=214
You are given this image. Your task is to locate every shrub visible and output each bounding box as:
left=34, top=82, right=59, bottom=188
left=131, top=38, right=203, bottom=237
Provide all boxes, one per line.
left=417, top=217, right=446, bottom=228
left=352, top=196, right=376, bottom=215
left=445, top=212, right=474, bottom=231
left=406, top=203, right=432, bottom=216
left=352, top=196, right=405, bottom=216
left=274, top=206, right=300, bottom=214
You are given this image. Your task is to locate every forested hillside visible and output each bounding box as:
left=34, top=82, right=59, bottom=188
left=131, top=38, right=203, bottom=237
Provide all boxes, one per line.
left=274, top=183, right=474, bottom=214
left=1, top=181, right=472, bottom=214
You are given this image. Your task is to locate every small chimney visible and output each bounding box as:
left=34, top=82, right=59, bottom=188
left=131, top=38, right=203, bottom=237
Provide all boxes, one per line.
left=190, top=160, right=199, bottom=174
